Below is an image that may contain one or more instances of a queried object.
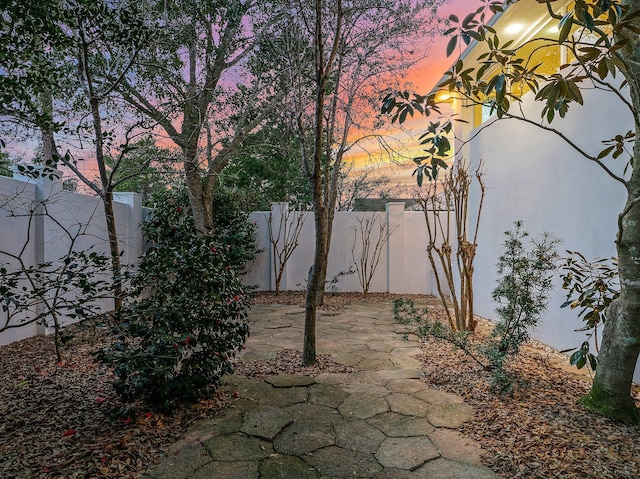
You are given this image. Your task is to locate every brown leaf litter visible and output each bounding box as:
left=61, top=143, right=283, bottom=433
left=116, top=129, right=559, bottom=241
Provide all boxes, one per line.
left=0, top=292, right=638, bottom=479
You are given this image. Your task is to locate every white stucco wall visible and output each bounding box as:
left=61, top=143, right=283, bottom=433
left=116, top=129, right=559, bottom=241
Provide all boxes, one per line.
left=460, top=83, right=637, bottom=380
left=244, top=202, right=453, bottom=296
left=0, top=177, right=41, bottom=344
left=0, top=170, right=144, bottom=346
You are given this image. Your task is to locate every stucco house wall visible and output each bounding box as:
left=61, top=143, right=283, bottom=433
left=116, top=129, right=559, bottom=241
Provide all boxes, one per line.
left=459, top=83, right=636, bottom=381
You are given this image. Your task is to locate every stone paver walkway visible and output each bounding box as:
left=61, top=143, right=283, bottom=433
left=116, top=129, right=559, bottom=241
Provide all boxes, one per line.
left=143, top=301, right=499, bottom=479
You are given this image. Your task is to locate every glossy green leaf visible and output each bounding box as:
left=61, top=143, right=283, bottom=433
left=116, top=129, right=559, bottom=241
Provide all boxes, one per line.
left=559, top=12, right=574, bottom=43
left=446, top=35, right=457, bottom=57
left=570, top=349, right=583, bottom=366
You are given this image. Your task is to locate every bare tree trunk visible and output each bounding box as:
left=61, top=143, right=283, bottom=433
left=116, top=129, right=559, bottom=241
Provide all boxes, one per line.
left=40, top=89, right=60, bottom=163
left=302, top=0, right=342, bottom=366
left=183, top=142, right=215, bottom=236
left=89, top=97, right=123, bottom=310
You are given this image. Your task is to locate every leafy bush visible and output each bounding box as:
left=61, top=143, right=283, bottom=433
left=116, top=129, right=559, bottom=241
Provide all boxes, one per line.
left=559, top=251, right=619, bottom=373
left=144, top=188, right=259, bottom=268
left=480, top=222, right=560, bottom=391
left=393, top=222, right=559, bottom=393
left=97, top=189, right=253, bottom=408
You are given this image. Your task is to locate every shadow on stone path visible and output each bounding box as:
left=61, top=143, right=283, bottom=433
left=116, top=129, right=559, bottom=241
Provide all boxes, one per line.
left=143, top=302, right=499, bottom=479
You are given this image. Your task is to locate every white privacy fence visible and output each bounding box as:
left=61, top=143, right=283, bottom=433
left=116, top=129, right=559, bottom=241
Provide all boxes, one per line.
left=0, top=169, right=144, bottom=346
left=244, top=202, right=450, bottom=296
left=0, top=174, right=450, bottom=346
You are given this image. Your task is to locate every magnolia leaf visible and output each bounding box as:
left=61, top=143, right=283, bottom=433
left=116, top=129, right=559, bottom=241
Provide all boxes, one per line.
left=462, top=11, right=476, bottom=28
left=558, top=12, right=574, bottom=43
left=570, top=349, right=584, bottom=366
left=446, top=35, right=458, bottom=57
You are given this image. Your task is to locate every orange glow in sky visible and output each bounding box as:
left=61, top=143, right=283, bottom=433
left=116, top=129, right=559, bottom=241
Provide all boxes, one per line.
left=345, top=0, right=487, bottom=189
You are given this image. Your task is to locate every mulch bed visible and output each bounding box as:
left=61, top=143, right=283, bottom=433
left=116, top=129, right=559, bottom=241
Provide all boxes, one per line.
left=0, top=322, right=232, bottom=479
left=1, top=291, right=639, bottom=478
left=416, top=323, right=640, bottom=479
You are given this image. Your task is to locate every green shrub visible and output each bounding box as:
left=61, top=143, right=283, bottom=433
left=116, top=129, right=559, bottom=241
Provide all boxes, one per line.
left=393, top=221, right=559, bottom=393
left=480, top=221, right=559, bottom=392
left=145, top=188, right=259, bottom=268
left=97, top=189, right=253, bottom=408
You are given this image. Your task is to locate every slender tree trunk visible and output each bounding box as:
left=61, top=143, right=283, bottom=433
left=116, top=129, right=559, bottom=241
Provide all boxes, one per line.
left=303, top=0, right=342, bottom=366
left=183, top=142, right=214, bottom=236
left=40, top=89, right=60, bottom=163
left=89, top=97, right=123, bottom=310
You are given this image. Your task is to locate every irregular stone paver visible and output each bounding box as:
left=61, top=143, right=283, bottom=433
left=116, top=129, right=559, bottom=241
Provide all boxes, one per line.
left=239, top=348, right=278, bottom=360
left=375, top=436, right=439, bottom=470
left=355, top=369, right=422, bottom=384
left=266, top=374, right=316, bottom=388
left=204, top=434, right=274, bottom=461
left=259, top=386, right=308, bottom=407
left=367, top=412, right=435, bottom=437
left=240, top=406, right=293, bottom=440
left=386, top=393, right=431, bottom=417
left=358, top=358, right=393, bottom=370
left=373, top=468, right=414, bottom=479
left=413, top=388, right=465, bottom=405
left=385, top=378, right=430, bottom=394
left=340, top=382, right=391, bottom=398
left=308, top=383, right=350, bottom=408
left=413, top=458, right=499, bottom=479
left=181, top=411, right=243, bottom=442
left=427, top=403, right=474, bottom=428
left=339, top=394, right=389, bottom=419
left=260, top=454, right=321, bottom=479
left=314, top=372, right=356, bottom=385
left=222, top=375, right=272, bottom=401
left=283, top=403, right=337, bottom=424
left=263, top=323, right=292, bottom=329
left=273, top=417, right=335, bottom=455
left=145, top=443, right=210, bottom=479
left=191, top=460, right=259, bottom=479
left=303, top=445, right=383, bottom=478
left=366, top=342, right=396, bottom=353
left=144, top=302, right=500, bottom=479
left=334, top=417, right=386, bottom=453
left=429, top=429, right=483, bottom=465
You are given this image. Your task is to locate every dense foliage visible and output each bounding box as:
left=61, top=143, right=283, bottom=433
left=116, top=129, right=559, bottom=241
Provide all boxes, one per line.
left=98, top=189, right=255, bottom=408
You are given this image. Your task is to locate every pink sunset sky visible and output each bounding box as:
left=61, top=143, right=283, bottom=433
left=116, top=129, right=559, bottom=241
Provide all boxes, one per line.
left=347, top=0, right=488, bottom=182
left=4, top=0, right=489, bottom=194
left=409, top=0, right=486, bottom=94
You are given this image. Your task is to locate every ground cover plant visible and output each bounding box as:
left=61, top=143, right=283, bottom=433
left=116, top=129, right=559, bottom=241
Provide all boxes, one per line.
left=415, top=312, right=640, bottom=479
